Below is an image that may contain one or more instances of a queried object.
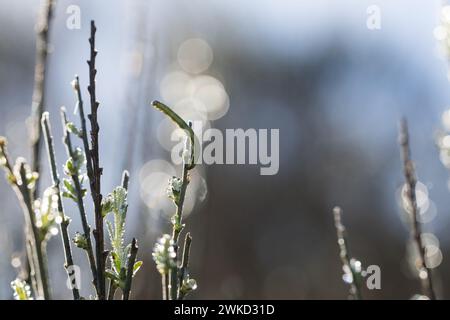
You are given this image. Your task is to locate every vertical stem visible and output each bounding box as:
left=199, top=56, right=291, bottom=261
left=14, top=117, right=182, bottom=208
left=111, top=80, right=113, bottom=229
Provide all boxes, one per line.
left=30, top=0, right=56, bottom=196
left=122, top=238, right=138, bottom=300
left=169, top=163, right=189, bottom=300
left=87, top=21, right=106, bottom=300
left=18, top=164, right=51, bottom=300
left=399, top=118, right=436, bottom=300
left=41, top=112, right=80, bottom=300
left=162, top=273, right=169, bottom=300
left=25, top=236, right=39, bottom=297
left=26, top=1, right=56, bottom=294
left=178, top=233, right=192, bottom=300
left=60, top=107, right=98, bottom=294
left=72, top=77, right=103, bottom=294
left=172, top=164, right=189, bottom=244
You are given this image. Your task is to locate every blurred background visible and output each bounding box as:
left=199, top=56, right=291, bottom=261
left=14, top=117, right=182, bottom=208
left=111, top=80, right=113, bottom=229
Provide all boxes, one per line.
left=1, top=0, right=450, bottom=299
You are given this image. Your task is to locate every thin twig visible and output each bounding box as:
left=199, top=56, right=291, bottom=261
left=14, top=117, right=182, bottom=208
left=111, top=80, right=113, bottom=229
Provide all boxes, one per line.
left=72, top=76, right=102, bottom=294
left=30, top=0, right=56, bottom=196
left=25, top=237, right=39, bottom=297
left=398, top=118, right=436, bottom=300
left=60, top=107, right=98, bottom=294
left=178, top=233, right=192, bottom=300
left=169, top=161, right=190, bottom=300
left=86, top=20, right=106, bottom=300
left=172, top=163, right=189, bottom=244
left=333, top=207, right=362, bottom=300
left=122, top=238, right=138, bottom=300
left=72, top=76, right=95, bottom=191
left=27, top=0, right=56, bottom=294
left=41, top=112, right=80, bottom=300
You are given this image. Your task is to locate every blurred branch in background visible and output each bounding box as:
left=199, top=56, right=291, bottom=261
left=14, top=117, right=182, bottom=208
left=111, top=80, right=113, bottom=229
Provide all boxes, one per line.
left=333, top=207, right=363, bottom=300
left=29, top=0, right=56, bottom=196
left=399, top=119, right=436, bottom=300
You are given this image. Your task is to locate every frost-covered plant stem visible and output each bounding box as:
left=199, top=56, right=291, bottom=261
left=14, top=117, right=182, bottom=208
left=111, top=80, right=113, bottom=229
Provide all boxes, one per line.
left=106, top=170, right=135, bottom=300
left=0, top=139, right=50, bottom=299
left=119, top=171, right=137, bottom=300
left=398, top=118, right=436, bottom=300
left=151, top=100, right=197, bottom=300
left=61, top=107, right=98, bottom=294
left=169, top=144, right=192, bottom=300
left=333, top=207, right=362, bottom=300
left=102, top=172, right=142, bottom=300
left=41, top=113, right=80, bottom=300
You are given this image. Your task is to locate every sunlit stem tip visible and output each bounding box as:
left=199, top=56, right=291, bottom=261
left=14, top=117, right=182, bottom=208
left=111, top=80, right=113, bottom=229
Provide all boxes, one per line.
left=151, top=100, right=196, bottom=170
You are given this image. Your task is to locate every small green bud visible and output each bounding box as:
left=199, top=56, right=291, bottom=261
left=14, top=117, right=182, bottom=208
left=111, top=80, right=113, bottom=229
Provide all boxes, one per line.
left=73, top=232, right=89, bottom=250
left=101, top=196, right=113, bottom=217
left=66, top=122, right=83, bottom=138
left=167, top=176, right=182, bottom=202
left=64, top=158, right=76, bottom=176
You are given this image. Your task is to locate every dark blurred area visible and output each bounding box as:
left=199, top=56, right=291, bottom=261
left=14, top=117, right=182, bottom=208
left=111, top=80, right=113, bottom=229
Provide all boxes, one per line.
left=1, top=0, right=450, bottom=299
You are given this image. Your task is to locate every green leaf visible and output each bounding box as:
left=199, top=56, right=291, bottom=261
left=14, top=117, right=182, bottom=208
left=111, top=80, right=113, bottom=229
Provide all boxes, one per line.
left=66, top=122, right=83, bottom=138
left=133, top=261, right=143, bottom=276
left=111, top=251, right=121, bottom=274
left=102, top=197, right=113, bottom=217
left=62, top=191, right=77, bottom=201
left=63, top=178, right=75, bottom=194
left=64, top=158, right=76, bottom=176
left=105, top=270, right=119, bottom=282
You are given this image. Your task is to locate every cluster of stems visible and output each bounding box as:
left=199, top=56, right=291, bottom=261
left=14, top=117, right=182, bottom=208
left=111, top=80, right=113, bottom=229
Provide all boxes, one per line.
left=1, top=19, right=142, bottom=300
left=0, top=140, right=51, bottom=299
